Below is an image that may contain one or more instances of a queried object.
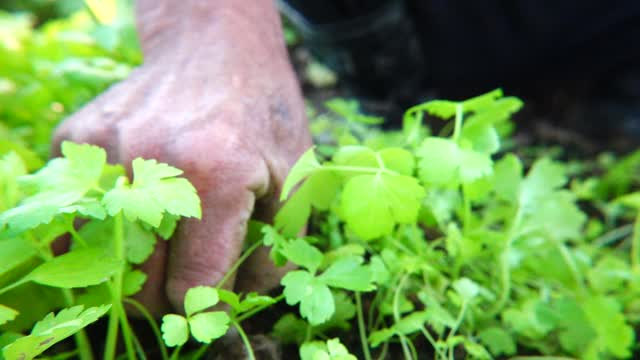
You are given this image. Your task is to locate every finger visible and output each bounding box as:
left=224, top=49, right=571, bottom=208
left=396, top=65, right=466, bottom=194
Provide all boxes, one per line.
left=165, top=187, right=257, bottom=310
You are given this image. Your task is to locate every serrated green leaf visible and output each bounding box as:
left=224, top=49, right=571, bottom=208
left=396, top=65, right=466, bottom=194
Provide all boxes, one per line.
left=272, top=313, right=307, bottom=345
left=332, top=146, right=378, bottom=168
left=458, top=147, right=493, bottom=182
left=281, top=238, right=324, bottom=273
left=2, top=305, right=110, bottom=360
left=184, top=286, right=219, bottom=317
left=237, top=293, right=276, bottom=313
left=217, top=289, right=241, bottom=311
left=0, top=191, right=84, bottom=232
left=394, top=311, right=429, bottom=335
left=27, top=248, right=122, bottom=288
left=300, top=341, right=327, bottom=360
left=282, top=271, right=314, bottom=306
left=103, top=158, right=201, bottom=227
left=583, top=296, right=634, bottom=358
left=161, top=314, right=189, bottom=347
left=281, top=270, right=334, bottom=325
left=379, top=148, right=415, bottom=175
left=124, top=220, right=156, bottom=264
left=519, top=157, right=566, bottom=207
left=492, top=154, right=522, bottom=203
left=318, top=256, right=373, bottom=291
left=122, top=269, right=147, bottom=296
left=478, top=327, right=516, bottom=356
left=369, top=328, right=395, bottom=347
left=461, top=124, right=500, bottom=154
left=340, top=174, right=424, bottom=240
left=156, top=213, right=178, bottom=240
left=417, top=137, right=460, bottom=185
left=188, top=311, right=230, bottom=343
left=20, top=142, right=105, bottom=194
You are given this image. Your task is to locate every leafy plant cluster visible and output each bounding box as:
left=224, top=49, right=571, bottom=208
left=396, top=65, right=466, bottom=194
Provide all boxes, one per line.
left=270, top=90, right=640, bottom=360
left=2, top=3, right=640, bottom=360
left=0, top=0, right=139, bottom=164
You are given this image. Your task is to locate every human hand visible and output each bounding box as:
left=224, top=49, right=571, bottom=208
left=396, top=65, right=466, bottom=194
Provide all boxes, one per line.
left=52, top=0, right=311, bottom=313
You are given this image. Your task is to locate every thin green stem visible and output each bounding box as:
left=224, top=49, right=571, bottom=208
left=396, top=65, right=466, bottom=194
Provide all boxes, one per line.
left=446, top=301, right=468, bottom=360
left=557, top=243, right=585, bottom=292
left=393, top=274, right=413, bottom=360
left=375, top=341, right=389, bottom=360
left=104, top=213, right=132, bottom=360
left=0, top=278, right=28, bottom=296
left=420, top=327, right=446, bottom=360
left=632, top=215, right=640, bottom=269
left=452, top=104, right=464, bottom=143
left=118, top=303, right=139, bottom=360
left=216, top=241, right=262, bottom=289
left=217, top=240, right=262, bottom=289
left=191, top=344, right=211, bottom=360
left=169, top=346, right=182, bottom=360
left=233, top=321, right=256, bottom=360
left=123, top=298, right=170, bottom=360
left=461, top=184, right=472, bottom=232
left=355, top=292, right=372, bottom=360
left=593, top=223, right=633, bottom=247
left=103, top=305, right=120, bottom=360
left=490, top=206, right=523, bottom=315
left=67, top=223, right=88, bottom=248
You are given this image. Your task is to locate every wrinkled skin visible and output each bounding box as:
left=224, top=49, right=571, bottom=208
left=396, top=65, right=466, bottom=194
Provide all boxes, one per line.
left=52, top=0, right=311, bottom=314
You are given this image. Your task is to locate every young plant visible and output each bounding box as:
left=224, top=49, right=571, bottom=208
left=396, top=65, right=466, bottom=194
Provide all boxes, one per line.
left=1, top=142, right=201, bottom=360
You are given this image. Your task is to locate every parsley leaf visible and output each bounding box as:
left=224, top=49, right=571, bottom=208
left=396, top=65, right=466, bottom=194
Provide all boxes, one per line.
left=340, top=174, right=424, bottom=240
left=103, top=158, right=201, bottom=227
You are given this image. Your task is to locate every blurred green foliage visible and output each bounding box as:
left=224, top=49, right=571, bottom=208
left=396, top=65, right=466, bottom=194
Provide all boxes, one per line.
left=0, top=0, right=141, bottom=166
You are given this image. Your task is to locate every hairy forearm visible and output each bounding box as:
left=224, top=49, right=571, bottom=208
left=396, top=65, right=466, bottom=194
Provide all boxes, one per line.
left=135, top=0, right=289, bottom=66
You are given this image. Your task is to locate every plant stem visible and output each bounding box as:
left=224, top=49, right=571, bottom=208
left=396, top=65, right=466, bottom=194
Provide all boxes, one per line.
left=217, top=240, right=262, bottom=289
left=104, top=213, right=136, bottom=360
left=393, top=274, right=413, bottom=360
left=233, top=321, right=256, bottom=360
left=557, top=243, right=585, bottom=292
left=593, top=223, right=633, bottom=247
left=491, top=205, right=523, bottom=315
left=169, top=346, right=182, bottom=360
left=191, top=344, right=211, bottom=360
left=0, top=278, right=28, bottom=296
left=446, top=301, right=468, bottom=360
left=123, top=298, right=170, bottom=360
left=67, top=222, right=88, bottom=248
left=452, top=104, right=464, bottom=143
left=118, top=302, right=139, bottom=360
left=632, top=215, right=640, bottom=270
left=355, top=292, right=372, bottom=360
left=461, top=184, right=472, bottom=232
left=420, top=327, right=446, bottom=360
